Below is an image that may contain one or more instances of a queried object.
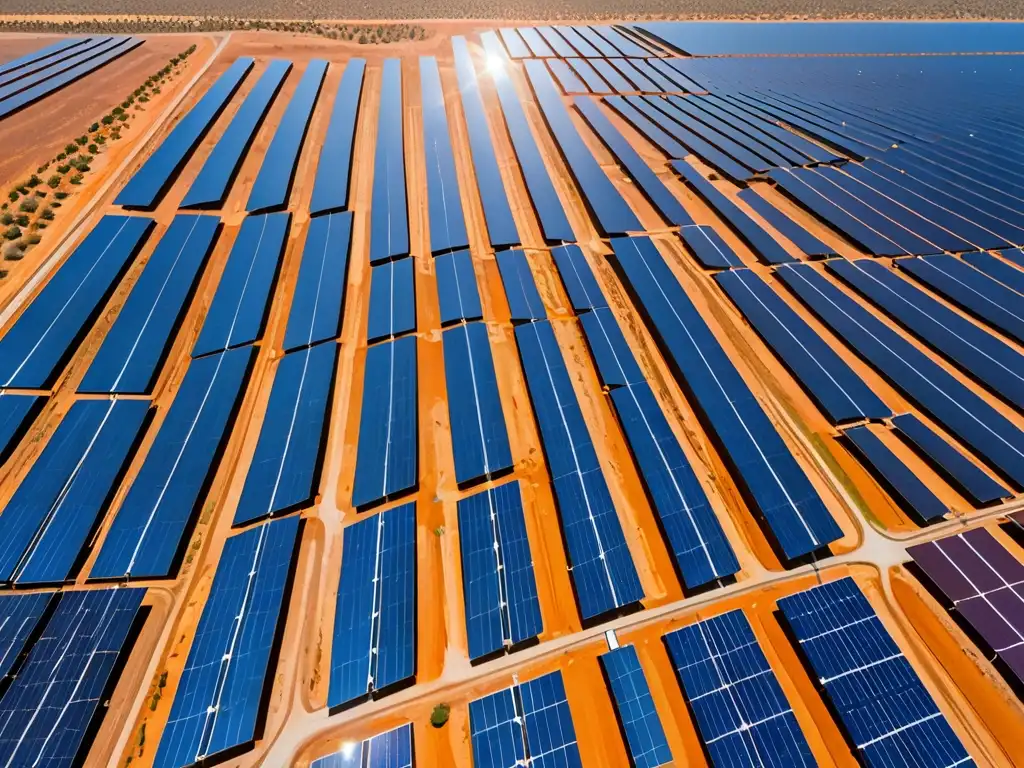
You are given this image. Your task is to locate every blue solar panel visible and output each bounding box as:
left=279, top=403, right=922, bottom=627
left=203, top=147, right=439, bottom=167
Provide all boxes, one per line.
left=602, top=96, right=688, bottom=159
left=0, top=399, right=149, bottom=586
left=715, top=269, right=892, bottom=424
left=594, top=26, right=651, bottom=57
left=574, top=98, right=693, bottom=228
left=555, top=26, right=601, bottom=57
left=480, top=33, right=574, bottom=244
left=668, top=98, right=793, bottom=170
left=590, top=58, right=633, bottom=94
left=829, top=259, right=1024, bottom=410
left=536, top=27, right=578, bottom=58
left=370, top=59, right=409, bottom=265
left=443, top=323, right=513, bottom=486
left=963, top=252, right=1024, bottom=297
left=524, top=60, right=641, bottom=237
left=310, top=59, right=366, bottom=215
left=181, top=60, right=291, bottom=208
left=664, top=609, right=815, bottom=768
left=92, top=346, right=255, bottom=580
left=575, top=26, right=619, bottom=56
left=547, top=59, right=589, bottom=94
left=776, top=263, right=1024, bottom=489
left=329, top=503, right=416, bottom=710
left=609, top=58, right=658, bottom=93
left=0, top=214, right=154, bottom=389
left=458, top=482, right=542, bottom=661
left=0, top=587, right=144, bottom=768
left=234, top=342, right=337, bottom=526
left=451, top=37, right=520, bottom=249
left=497, top=250, right=546, bottom=322
left=579, top=307, right=645, bottom=389
left=568, top=59, right=612, bottom=94
left=778, top=578, right=974, bottom=768
left=79, top=214, right=219, bottom=394
left=282, top=211, right=352, bottom=351
left=518, top=27, right=555, bottom=57
left=551, top=244, right=607, bottom=312
left=154, top=517, right=300, bottom=768
left=470, top=671, right=581, bottom=768
left=600, top=645, right=673, bottom=768
left=611, top=237, right=841, bottom=562
left=420, top=56, right=469, bottom=254
left=677, top=225, right=743, bottom=269
left=310, top=723, right=414, bottom=768
left=891, top=414, right=1008, bottom=506
left=435, top=249, right=483, bottom=325
left=0, top=393, right=41, bottom=465
left=367, top=257, right=416, bottom=344
left=192, top=213, right=289, bottom=357
left=498, top=28, right=531, bottom=58
left=246, top=59, right=328, bottom=212
left=0, top=37, right=90, bottom=79
left=736, top=188, right=835, bottom=259
left=0, top=592, right=53, bottom=684
left=514, top=320, right=643, bottom=620
left=0, top=36, right=110, bottom=92
left=351, top=337, right=418, bottom=508
left=116, top=57, right=254, bottom=208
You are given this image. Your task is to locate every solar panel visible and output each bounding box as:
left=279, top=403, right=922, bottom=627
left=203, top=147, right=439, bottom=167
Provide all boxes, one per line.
left=451, top=37, right=520, bottom=249
left=0, top=37, right=90, bottom=79
left=664, top=609, right=815, bottom=767
left=443, top=323, right=513, bottom=486
left=154, top=517, right=300, bottom=768
left=367, top=257, right=416, bottom=344
left=580, top=307, right=645, bottom=388
left=234, top=342, right=337, bottom=527
left=513, top=320, right=643, bottom=620
left=611, top=237, right=842, bottom=562
left=115, top=57, right=254, bottom=208
left=568, top=59, right=612, bottom=94
left=0, top=587, right=145, bottom=767
left=351, top=336, right=418, bottom=508
left=677, top=225, right=743, bottom=269
left=608, top=58, right=658, bottom=92
left=715, top=269, right=892, bottom=424
left=0, top=399, right=149, bottom=586
left=599, top=645, right=673, bottom=768
left=92, top=346, right=256, bottom=580
left=777, top=577, right=974, bottom=768
left=736, top=189, right=835, bottom=258
left=0, top=393, right=41, bottom=465
left=420, top=56, right=469, bottom=254
left=594, top=26, right=651, bottom=57
left=0, top=36, right=110, bottom=91
left=181, top=59, right=292, bottom=208
left=517, top=27, right=554, bottom=58
left=479, top=33, right=574, bottom=243
left=497, top=250, right=546, bottom=322
left=282, top=211, right=353, bottom=351
left=310, top=59, right=366, bottom=215
left=536, top=27, right=578, bottom=58
left=0, top=214, right=154, bottom=389
left=469, top=671, right=581, bottom=768
left=550, top=244, right=607, bottom=312
left=497, top=28, right=531, bottom=59
left=329, top=503, right=416, bottom=710
left=192, top=213, right=290, bottom=357
left=79, top=214, right=220, bottom=394
left=547, top=59, right=589, bottom=94
left=908, top=528, right=1024, bottom=690
left=602, top=96, right=688, bottom=159
left=0, top=592, right=53, bottom=684
left=590, top=58, right=633, bottom=94
left=435, top=249, right=483, bottom=326
left=369, top=59, right=409, bottom=264
left=458, top=482, right=542, bottom=661
left=669, top=98, right=793, bottom=170
left=246, top=59, right=328, bottom=213
left=310, top=723, right=414, bottom=768
left=962, top=252, right=1024, bottom=297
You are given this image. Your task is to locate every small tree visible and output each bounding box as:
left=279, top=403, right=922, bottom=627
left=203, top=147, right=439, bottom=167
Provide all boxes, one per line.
left=4, top=226, right=21, bottom=241
left=430, top=703, right=451, bottom=728
left=26, top=175, right=40, bottom=188
left=70, top=174, right=84, bottom=185
left=2, top=242, right=23, bottom=261
left=0, top=212, right=12, bottom=225
left=88, top=143, right=98, bottom=154
left=15, top=215, right=28, bottom=227
left=64, top=143, right=78, bottom=154
left=18, top=197, right=38, bottom=213
left=47, top=175, right=61, bottom=189
left=76, top=135, right=88, bottom=146
left=40, top=207, right=54, bottom=221
left=7, top=190, right=17, bottom=204
left=89, top=122, right=100, bottom=132
left=101, top=114, right=114, bottom=125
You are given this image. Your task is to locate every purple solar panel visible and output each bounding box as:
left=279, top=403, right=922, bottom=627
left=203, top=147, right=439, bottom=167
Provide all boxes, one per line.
left=908, top=528, right=1024, bottom=686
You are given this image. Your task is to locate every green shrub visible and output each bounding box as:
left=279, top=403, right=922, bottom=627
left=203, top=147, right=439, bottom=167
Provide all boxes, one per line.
left=89, top=122, right=100, bottom=132
left=57, top=164, right=70, bottom=174
left=0, top=212, right=12, bottom=225
left=70, top=174, right=83, bottom=185
left=54, top=191, right=68, bottom=200
left=48, top=175, right=62, bottom=189
left=101, top=114, right=114, bottom=125
left=64, top=143, right=78, bottom=154
left=26, top=175, right=40, bottom=188
left=88, top=144, right=98, bottom=154
left=430, top=703, right=451, bottom=728
left=40, top=207, right=53, bottom=221
left=4, top=226, right=21, bottom=240
left=76, top=135, right=88, bottom=146
left=18, top=197, right=37, bottom=213
left=7, top=191, right=17, bottom=203
left=15, top=215, right=28, bottom=227
left=96, top=135, right=106, bottom=145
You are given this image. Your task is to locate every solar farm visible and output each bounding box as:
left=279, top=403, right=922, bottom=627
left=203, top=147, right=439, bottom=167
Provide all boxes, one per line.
left=0, top=17, right=1023, bottom=768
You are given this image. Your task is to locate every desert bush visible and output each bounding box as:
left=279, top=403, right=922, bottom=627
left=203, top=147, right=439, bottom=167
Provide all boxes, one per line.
left=0, top=213, right=12, bottom=226
left=54, top=191, right=68, bottom=200
left=4, top=226, right=21, bottom=241
left=18, top=197, right=38, bottom=213
left=14, top=215, right=28, bottom=227
left=3, top=242, right=23, bottom=261
left=23, top=232, right=41, bottom=246
left=40, top=207, right=54, bottom=221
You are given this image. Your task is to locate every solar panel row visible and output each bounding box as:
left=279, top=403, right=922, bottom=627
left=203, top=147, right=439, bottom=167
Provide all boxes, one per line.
left=497, top=250, right=546, bottom=323
left=435, top=249, right=483, bottom=325
left=736, top=188, right=835, bottom=259
left=310, top=59, right=366, bottom=216
left=311, top=723, right=414, bottom=768
left=80, top=214, right=219, bottom=394
left=116, top=57, right=255, bottom=208
left=420, top=56, right=469, bottom=254
left=0, top=393, right=42, bottom=465
left=0, top=591, right=53, bottom=684
left=963, top=252, right=1024, bottom=297
left=155, top=517, right=300, bottom=768
left=662, top=97, right=783, bottom=174
left=600, top=645, right=673, bottom=768
left=234, top=342, right=337, bottom=527
left=367, top=257, right=416, bottom=344
left=246, top=59, right=328, bottom=213
left=181, top=59, right=292, bottom=209
left=351, top=336, right=418, bottom=508
left=329, top=503, right=416, bottom=710
left=611, top=236, right=842, bottom=562
left=92, top=346, right=256, bottom=580
left=602, top=96, right=688, bottom=159
left=443, top=322, right=513, bottom=486
left=192, top=213, right=289, bottom=358
left=0, top=37, right=90, bottom=79
left=457, top=483, right=542, bottom=661
left=370, top=59, right=410, bottom=264
left=0, top=214, right=154, bottom=389
left=282, top=211, right=353, bottom=352
left=677, top=225, right=743, bottom=270
left=0, top=36, right=112, bottom=92
left=778, top=577, right=974, bottom=768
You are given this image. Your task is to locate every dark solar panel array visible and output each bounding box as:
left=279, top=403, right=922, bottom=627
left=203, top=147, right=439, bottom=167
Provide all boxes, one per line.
left=369, top=59, right=409, bottom=264
left=367, top=257, right=416, bottom=344
left=310, top=59, right=366, bottom=216
left=0, top=215, right=154, bottom=389
left=665, top=609, right=815, bottom=767
left=497, top=250, right=547, bottom=323
left=0, top=393, right=42, bottom=465
left=908, top=528, right=1024, bottom=690
left=778, top=577, right=974, bottom=768
left=310, top=723, right=413, bottom=768
left=329, top=503, right=416, bottom=710
left=435, top=249, right=483, bottom=325
left=457, top=483, right=542, bottom=661
left=92, top=346, right=256, bottom=580
left=599, top=645, right=673, bottom=768
left=154, top=517, right=300, bottom=768
left=0, top=592, right=53, bottom=683
left=736, top=188, right=835, bottom=258
left=0, top=38, right=90, bottom=79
